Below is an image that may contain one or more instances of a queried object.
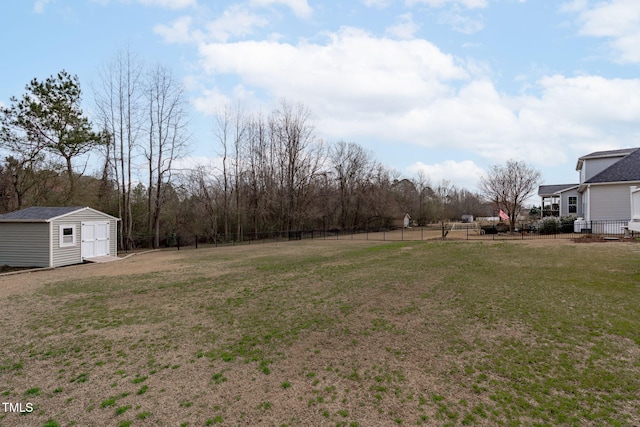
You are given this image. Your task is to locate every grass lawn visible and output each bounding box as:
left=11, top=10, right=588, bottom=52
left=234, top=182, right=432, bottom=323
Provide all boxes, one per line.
left=0, top=240, right=639, bottom=426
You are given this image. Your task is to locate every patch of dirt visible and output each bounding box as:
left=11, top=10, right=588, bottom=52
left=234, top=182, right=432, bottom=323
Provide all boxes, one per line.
left=573, top=235, right=625, bottom=243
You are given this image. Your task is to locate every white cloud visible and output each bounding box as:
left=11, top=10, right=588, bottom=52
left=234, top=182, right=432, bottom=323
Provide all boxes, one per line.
left=192, top=87, right=232, bottom=115
left=407, top=160, right=485, bottom=190
left=385, top=13, right=420, bottom=39
left=189, top=25, right=640, bottom=172
left=406, top=0, right=487, bottom=9
left=250, top=0, right=313, bottom=19
left=154, top=16, right=198, bottom=43
left=559, top=0, right=587, bottom=13
left=438, top=7, right=485, bottom=34
left=155, top=6, right=274, bottom=44
left=362, top=0, right=390, bottom=8
left=205, top=6, right=270, bottom=42
left=566, top=0, right=640, bottom=63
left=197, top=27, right=468, bottom=111
left=137, top=0, right=197, bottom=8
left=33, top=0, right=53, bottom=13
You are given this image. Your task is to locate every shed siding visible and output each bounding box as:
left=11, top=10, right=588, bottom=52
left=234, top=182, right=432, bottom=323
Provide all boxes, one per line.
left=589, top=184, right=632, bottom=221
left=0, top=223, right=50, bottom=267
left=51, top=210, right=118, bottom=267
left=52, top=218, right=82, bottom=267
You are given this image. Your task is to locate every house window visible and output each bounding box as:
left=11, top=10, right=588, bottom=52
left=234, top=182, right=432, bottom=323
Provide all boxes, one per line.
left=59, top=225, right=76, bottom=247
left=568, top=196, right=577, bottom=214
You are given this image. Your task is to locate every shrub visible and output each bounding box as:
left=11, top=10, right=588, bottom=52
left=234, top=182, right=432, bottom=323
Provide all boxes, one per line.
left=559, top=215, right=577, bottom=233
left=538, top=217, right=559, bottom=234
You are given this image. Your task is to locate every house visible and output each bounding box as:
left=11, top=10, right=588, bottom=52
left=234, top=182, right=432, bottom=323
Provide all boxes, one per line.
left=577, top=148, right=640, bottom=221
left=0, top=206, right=119, bottom=268
left=539, top=147, right=640, bottom=223
left=538, top=184, right=580, bottom=217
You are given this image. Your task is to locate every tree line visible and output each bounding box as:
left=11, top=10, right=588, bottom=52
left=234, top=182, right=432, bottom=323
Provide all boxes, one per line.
left=1, top=50, right=540, bottom=248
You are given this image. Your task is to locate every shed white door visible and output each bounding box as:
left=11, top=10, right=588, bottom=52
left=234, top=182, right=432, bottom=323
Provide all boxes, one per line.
left=81, top=222, right=110, bottom=259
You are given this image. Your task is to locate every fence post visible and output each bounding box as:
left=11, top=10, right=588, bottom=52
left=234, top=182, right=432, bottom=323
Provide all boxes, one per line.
left=177, top=236, right=180, bottom=250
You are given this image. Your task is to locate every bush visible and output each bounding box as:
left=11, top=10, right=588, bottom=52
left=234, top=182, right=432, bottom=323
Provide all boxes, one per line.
left=538, top=217, right=559, bottom=234
left=166, top=233, right=178, bottom=247
left=559, top=215, right=577, bottom=233
left=480, top=225, right=496, bottom=234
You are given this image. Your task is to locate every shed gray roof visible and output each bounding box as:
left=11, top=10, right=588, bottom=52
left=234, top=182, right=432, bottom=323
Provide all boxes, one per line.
left=538, top=184, right=578, bottom=196
left=585, top=147, right=640, bottom=183
left=0, top=206, right=118, bottom=222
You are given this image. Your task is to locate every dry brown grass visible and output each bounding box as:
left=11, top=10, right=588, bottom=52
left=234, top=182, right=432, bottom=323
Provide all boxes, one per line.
left=1, top=239, right=639, bottom=426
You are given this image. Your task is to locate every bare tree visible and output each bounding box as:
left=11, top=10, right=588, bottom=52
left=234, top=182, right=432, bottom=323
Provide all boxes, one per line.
left=329, top=141, right=374, bottom=229
left=392, top=178, right=419, bottom=222
left=270, top=99, right=326, bottom=231
left=433, top=179, right=455, bottom=238
left=94, top=47, right=145, bottom=250
left=412, top=170, right=434, bottom=225
left=359, top=164, right=398, bottom=229
left=211, top=101, right=252, bottom=240
left=232, top=103, right=249, bottom=240
left=145, top=64, right=189, bottom=248
left=479, top=159, right=542, bottom=230
left=245, top=111, right=272, bottom=236
left=213, top=103, right=232, bottom=240
left=188, top=166, right=219, bottom=237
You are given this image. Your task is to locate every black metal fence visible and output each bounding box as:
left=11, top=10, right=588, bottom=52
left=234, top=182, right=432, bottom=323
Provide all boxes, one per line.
left=119, top=220, right=636, bottom=252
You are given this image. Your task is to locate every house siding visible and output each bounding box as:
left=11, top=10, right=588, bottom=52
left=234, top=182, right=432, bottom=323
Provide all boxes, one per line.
left=588, top=184, right=633, bottom=221
left=0, top=223, right=50, bottom=267
left=559, top=189, right=580, bottom=217
left=583, top=157, right=625, bottom=182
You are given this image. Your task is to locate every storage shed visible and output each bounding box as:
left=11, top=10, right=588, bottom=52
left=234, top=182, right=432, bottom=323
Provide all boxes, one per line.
left=0, top=206, right=119, bottom=268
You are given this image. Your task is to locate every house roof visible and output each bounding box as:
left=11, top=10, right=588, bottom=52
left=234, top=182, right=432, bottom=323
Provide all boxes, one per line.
left=585, top=147, right=640, bottom=184
left=0, top=206, right=118, bottom=223
left=580, top=148, right=637, bottom=159
left=538, top=184, right=578, bottom=196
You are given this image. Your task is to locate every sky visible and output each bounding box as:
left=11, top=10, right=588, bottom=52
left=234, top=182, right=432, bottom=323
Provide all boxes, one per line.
left=2, top=0, right=640, bottom=196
